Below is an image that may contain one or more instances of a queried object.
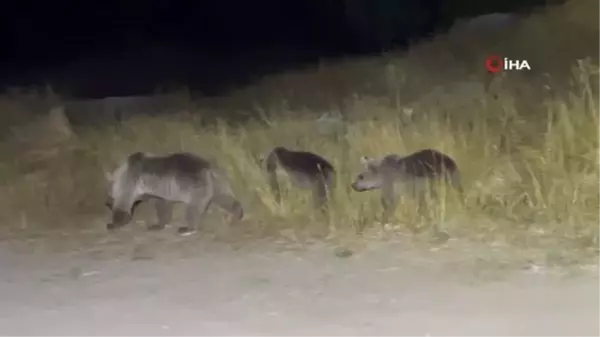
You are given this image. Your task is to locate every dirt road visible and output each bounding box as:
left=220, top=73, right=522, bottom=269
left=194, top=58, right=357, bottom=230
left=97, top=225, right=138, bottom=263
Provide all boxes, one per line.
left=0, top=229, right=598, bottom=336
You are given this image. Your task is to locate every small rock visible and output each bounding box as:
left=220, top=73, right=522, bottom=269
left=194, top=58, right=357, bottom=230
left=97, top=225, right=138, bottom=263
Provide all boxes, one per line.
left=334, top=247, right=354, bottom=258
left=131, top=244, right=154, bottom=260
left=432, top=231, right=451, bottom=244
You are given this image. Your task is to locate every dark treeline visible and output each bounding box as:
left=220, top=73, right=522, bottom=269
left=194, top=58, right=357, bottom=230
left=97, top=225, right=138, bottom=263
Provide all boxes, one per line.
left=0, top=0, right=563, bottom=96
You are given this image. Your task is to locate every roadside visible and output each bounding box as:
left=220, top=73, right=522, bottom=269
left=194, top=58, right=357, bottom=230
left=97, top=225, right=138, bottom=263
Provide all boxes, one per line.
left=0, top=224, right=598, bottom=336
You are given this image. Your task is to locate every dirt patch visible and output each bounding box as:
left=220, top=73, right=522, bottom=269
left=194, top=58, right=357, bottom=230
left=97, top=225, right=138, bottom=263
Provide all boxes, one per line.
left=0, top=227, right=597, bottom=335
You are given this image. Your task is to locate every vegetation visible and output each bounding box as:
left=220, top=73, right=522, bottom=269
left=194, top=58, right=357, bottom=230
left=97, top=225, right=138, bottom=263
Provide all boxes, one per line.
left=0, top=0, right=597, bottom=262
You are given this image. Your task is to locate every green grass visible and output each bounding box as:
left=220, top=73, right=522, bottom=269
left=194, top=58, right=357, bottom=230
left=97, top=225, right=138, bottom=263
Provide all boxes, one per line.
left=0, top=0, right=597, bottom=261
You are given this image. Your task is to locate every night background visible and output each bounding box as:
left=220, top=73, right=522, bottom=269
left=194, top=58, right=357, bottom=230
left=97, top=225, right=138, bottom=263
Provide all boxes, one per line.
left=1, top=0, right=560, bottom=98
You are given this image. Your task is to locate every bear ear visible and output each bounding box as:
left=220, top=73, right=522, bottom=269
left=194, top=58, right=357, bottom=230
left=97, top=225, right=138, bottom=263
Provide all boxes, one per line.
left=360, top=156, right=381, bottom=170
left=360, top=156, right=378, bottom=166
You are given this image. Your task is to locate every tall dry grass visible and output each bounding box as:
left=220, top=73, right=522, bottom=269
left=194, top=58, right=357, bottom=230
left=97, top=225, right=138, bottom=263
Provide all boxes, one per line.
left=0, top=0, right=597, bottom=257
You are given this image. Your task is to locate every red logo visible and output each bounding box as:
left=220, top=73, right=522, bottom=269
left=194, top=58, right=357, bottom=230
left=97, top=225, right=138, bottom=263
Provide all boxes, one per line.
left=485, top=55, right=503, bottom=73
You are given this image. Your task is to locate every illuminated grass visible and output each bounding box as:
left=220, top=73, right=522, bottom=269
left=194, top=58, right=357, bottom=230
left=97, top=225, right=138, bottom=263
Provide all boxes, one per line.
left=0, top=0, right=597, bottom=260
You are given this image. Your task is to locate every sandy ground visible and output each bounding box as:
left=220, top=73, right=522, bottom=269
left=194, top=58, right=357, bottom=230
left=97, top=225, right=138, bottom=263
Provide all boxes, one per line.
left=0, top=225, right=598, bottom=336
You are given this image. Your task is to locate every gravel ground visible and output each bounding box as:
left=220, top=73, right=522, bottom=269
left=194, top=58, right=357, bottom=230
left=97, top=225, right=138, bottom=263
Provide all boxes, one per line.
left=0, top=227, right=598, bottom=336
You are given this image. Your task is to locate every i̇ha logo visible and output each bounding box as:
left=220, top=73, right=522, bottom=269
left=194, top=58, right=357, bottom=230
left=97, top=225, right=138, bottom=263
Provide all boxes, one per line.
left=485, top=55, right=531, bottom=73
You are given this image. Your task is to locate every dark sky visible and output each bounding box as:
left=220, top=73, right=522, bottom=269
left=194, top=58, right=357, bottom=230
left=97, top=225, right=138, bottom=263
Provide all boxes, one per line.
left=2, top=1, right=360, bottom=67
left=0, top=1, right=356, bottom=95
left=0, top=0, right=553, bottom=97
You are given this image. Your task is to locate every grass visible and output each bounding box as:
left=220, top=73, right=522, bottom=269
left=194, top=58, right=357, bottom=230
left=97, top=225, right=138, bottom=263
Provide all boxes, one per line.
left=0, top=0, right=597, bottom=263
